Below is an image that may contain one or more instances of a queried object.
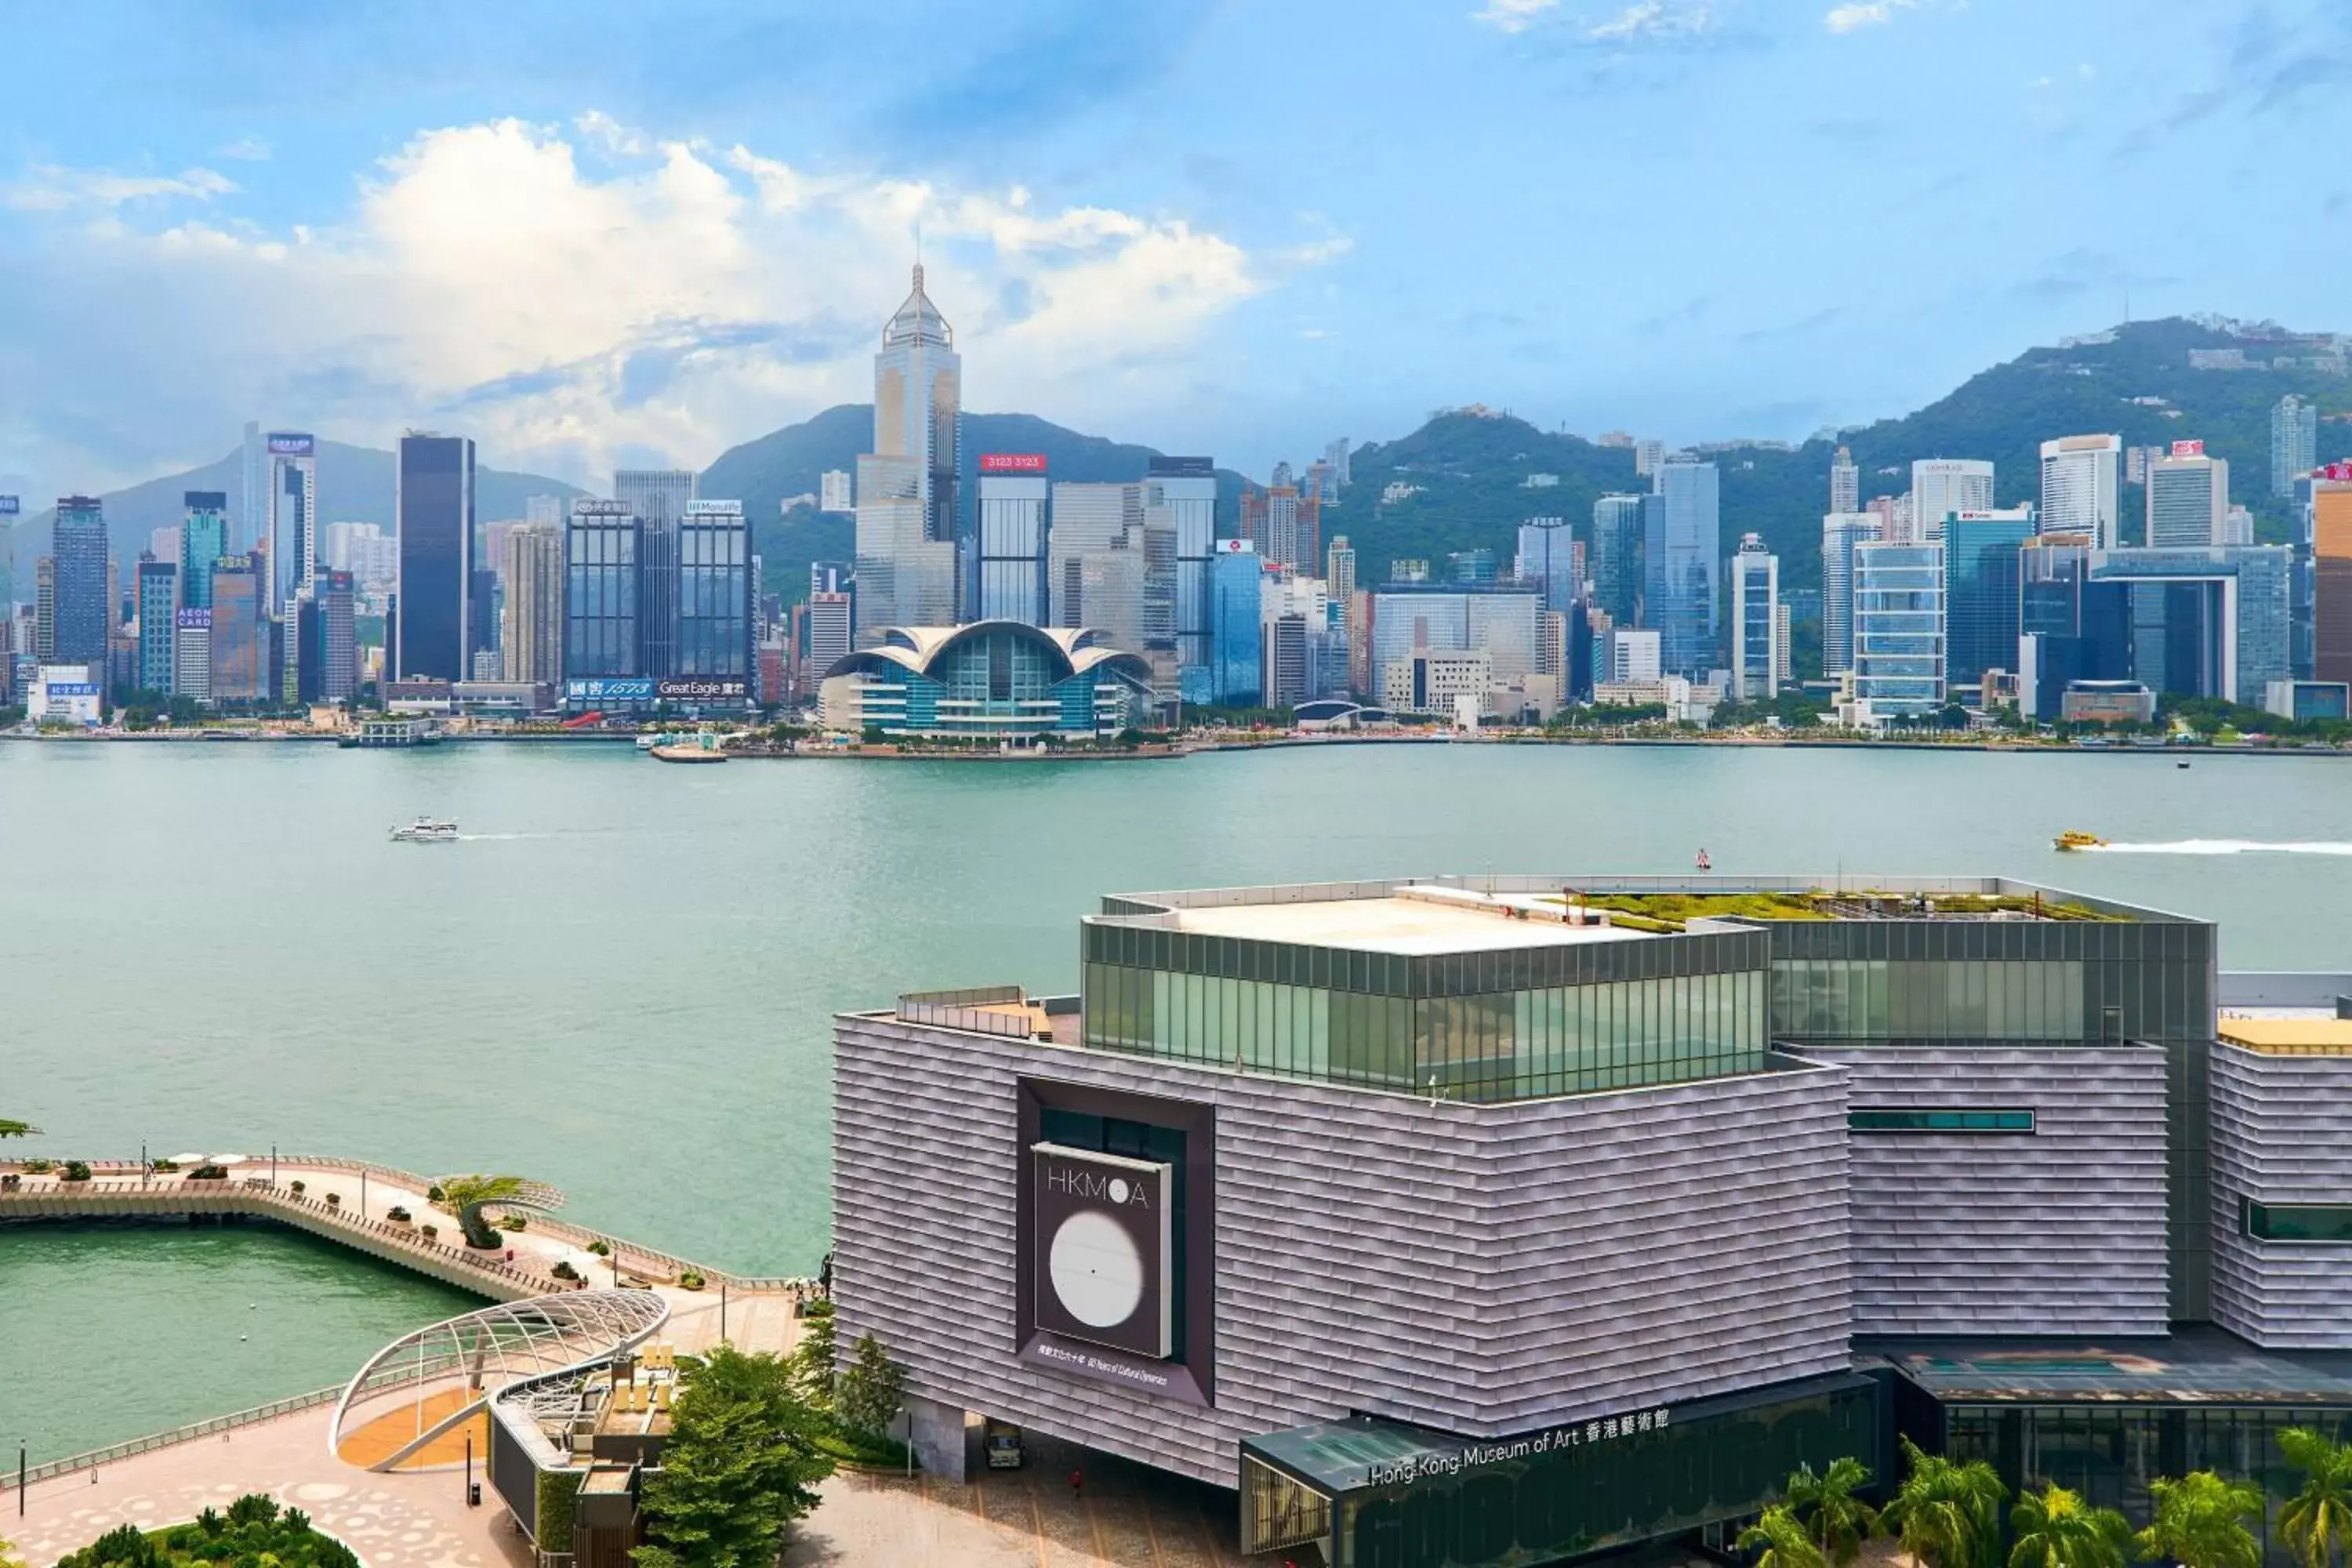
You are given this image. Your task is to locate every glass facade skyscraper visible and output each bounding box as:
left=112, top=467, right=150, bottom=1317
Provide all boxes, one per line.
left=1149, top=457, right=1218, bottom=677
left=136, top=558, right=177, bottom=695
left=394, top=433, right=476, bottom=681
left=1643, top=463, right=1719, bottom=678
left=49, top=495, right=111, bottom=666
left=1853, top=541, right=1945, bottom=718
left=1821, top=512, right=1880, bottom=675
left=2086, top=546, right=2292, bottom=705
left=564, top=500, right=640, bottom=678
left=1591, top=494, right=1643, bottom=630
left=1943, top=507, right=2037, bottom=689
left=267, top=434, right=318, bottom=615
left=975, top=467, right=1050, bottom=625
left=1209, top=542, right=1262, bottom=705
left=1514, top=517, right=1576, bottom=612
left=674, top=500, right=750, bottom=680
left=180, top=492, right=227, bottom=611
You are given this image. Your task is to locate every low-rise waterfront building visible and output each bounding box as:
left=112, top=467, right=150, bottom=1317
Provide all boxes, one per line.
left=817, top=621, right=1153, bottom=739
left=831, top=874, right=2352, bottom=1568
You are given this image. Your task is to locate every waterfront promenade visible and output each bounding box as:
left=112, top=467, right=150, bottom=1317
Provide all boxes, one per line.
left=0, top=1155, right=803, bottom=1356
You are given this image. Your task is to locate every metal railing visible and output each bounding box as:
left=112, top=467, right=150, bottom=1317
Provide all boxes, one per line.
left=0, top=1384, right=344, bottom=1492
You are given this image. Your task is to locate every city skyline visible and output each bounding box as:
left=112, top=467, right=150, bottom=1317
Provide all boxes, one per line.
left=3, top=0, right=2347, bottom=508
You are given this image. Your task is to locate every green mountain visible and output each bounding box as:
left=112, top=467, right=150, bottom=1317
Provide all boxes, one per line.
left=1338, top=317, right=2352, bottom=602
left=1, top=440, right=585, bottom=601
left=699, top=405, right=1248, bottom=601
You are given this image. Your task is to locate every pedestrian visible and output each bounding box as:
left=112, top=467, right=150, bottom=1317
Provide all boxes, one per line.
left=1069, top=1468, right=1083, bottom=1501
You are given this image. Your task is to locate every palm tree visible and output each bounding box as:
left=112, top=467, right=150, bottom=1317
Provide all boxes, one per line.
left=2138, top=1472, right=2264, bottom=1568
left=1787, top=1458, right=1883, bottom=1566
left=1743, top=1504, right=1830, bottom=1568
left=1884, top=1436, right=2008, bottom=1568
left=434, top=1174, right=564, bottom=1250
left=2009, top=1483, right=2134, bottom=1568
left=2278, top=1428, right=2352, bottom=1568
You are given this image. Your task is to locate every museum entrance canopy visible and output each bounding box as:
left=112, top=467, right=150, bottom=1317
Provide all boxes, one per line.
left=1240, top=1372, right=1882, bottom=1568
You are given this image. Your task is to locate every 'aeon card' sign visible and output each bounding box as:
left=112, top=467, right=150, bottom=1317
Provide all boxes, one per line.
left=266, top=433, right=315, bottom=457
left=1033, top=1145, right=1174, bottom=1359
left=980, top=453, right=1049, bottom=474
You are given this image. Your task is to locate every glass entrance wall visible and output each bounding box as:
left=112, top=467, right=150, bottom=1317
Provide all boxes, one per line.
left=1940, top=1403, right=2352, bottom=1568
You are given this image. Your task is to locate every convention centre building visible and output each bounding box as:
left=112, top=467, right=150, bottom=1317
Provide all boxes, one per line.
left=829, top=875, right=2352, bottom=1568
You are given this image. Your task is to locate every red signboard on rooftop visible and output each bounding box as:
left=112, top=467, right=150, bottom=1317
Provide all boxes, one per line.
left=2171, top=440, right=2205, bottom=458
left=980, top=453, right=1048, bottom=473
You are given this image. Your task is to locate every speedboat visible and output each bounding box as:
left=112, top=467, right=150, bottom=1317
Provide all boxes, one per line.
left=2052, top=830, right=2106, bottom=851
left=390, top=816, right=460, bottom=844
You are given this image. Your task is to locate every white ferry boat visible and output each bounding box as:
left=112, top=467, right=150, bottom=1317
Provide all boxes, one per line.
left=390, top=816, right=460, bottom=844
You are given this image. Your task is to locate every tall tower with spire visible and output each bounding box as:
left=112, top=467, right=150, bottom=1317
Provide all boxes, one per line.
left=855, top=263, right=965, bottom=640
left=874, top=263, right=962, bottom=546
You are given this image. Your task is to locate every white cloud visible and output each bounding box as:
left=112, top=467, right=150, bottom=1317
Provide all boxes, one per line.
left=218, top=138, right=272, bottom=162
left=1473, top=0, right=1559, bottom=33
left=0, top=116, right=1283, bottom=495
left=2, top=162, right=236, bottom=212
left=1822, top=0, right=1914, bottom=32
left=1588, top=2, right=1714, bottom=40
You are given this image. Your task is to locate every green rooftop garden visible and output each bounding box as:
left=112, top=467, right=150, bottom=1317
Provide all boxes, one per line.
left=1545, top=890, right=2131, bottom=933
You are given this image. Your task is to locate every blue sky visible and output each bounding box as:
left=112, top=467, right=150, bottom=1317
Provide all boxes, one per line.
left=2, top=0, right=2347, bottom=503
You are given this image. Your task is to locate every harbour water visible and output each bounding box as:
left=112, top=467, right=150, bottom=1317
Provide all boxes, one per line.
left=5, top=740, right=2350, bottom=1454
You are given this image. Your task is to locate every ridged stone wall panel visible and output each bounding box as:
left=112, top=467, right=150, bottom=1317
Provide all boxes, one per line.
left=2209, top=1047, right=2352, bottom=1348
left=1809, top=1045, right=2170, bottom=1335
left=833, top=1014, right=1852, bottom=1488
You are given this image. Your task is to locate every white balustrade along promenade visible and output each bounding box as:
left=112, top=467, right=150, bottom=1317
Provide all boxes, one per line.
left=0, top=1155, right=813, bottom=1366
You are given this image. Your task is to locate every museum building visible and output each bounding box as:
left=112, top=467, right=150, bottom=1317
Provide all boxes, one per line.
left=829, top=876, right=2352, bottom=1568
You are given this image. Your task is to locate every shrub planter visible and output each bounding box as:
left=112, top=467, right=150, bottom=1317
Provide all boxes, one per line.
left=420, top=1224, right=440, bottom=1242
left=324, top=1193, right=341, bottom=1209
left=289, top=1180, right=307, bottom=1196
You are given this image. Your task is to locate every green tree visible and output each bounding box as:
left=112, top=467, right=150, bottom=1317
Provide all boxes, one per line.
left=2009, top=1483, right=2135, bottom=1568
left=1884, top=1436, right=2008, bottom=1568
left=2138, top=1472, right=2264, bottom=1568
left=636, top=1344, right=835, bottom=1568
left=434, top=1174, right=561, bottom=1249
left=0, top=1119, right=38, bottom=1138
left=2278, top=1429, right=2352, bottom=1568
left=835, top=1332, right=906, bottom=1439
left=1785, top=1457, right=1882, bottom=1566
left=1741, top=1505, right=1829, bottom=1568
left=787, top=1297, right=838, bottom=1408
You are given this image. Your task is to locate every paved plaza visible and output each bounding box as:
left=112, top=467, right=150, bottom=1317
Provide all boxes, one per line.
left=8, top=1406, right=1248, bottom=1567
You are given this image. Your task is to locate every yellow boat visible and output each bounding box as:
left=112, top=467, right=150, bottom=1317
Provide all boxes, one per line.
left=2053, top=830, right=2106, bottom=851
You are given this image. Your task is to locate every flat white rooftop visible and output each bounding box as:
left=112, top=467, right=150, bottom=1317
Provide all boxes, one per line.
left=1171, top=895, right=1650, bottom=956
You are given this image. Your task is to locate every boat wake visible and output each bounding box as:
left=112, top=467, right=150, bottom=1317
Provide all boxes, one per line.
left=2088, top=839, right=2352, bottom=856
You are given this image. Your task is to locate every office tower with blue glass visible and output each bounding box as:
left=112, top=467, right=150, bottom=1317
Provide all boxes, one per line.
left=1514, top=517, right=1576, bottom=612
left=180, top=492, right=228, bottom=612
left=1942, top=506, right=2037, bottom=692
left=136, top=557, right=177, bottom=695
left=266, top=432, right=318, bottom=615
left=1730, top=532, right=1780, bottom=700
left=1851, top=539, right=1944, bottom=720
left=563, top=499, right=641, bottom=685
left=1150, top=457, right=1218, bottom=683
left=1643, top=462, right=1719, bottom=678
left=976, top=456, right=1051, bottom=626
left=833, top=873, right=2352, bottom=1568
left=673, top=499, right=751, bottom=699
left=1591, top=494, right=1644, bottom=630
left=1821, top=511, right=1880, bottom=675
left=49, top=496, right=110, bottom=666
left=1209, top=539, right=1263, bottom=705
left=394, top=432, right=476, bottom=681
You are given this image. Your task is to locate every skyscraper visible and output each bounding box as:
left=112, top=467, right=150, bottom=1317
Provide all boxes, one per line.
left=1730, top=534, right=1780, bottom=701
left=50, top=496, right=109, bottom=664
left=1911, top=459, right=1994, bottom=540
left=266, top=432, right=319, bottom=613
left=1820, top=512, right=1881, bottom=676
left=1148, top=456, right=1218, bottom=677
left=1591, top=494, right=1644, bottom=630
left=873, top=263, right=961, bottom=549
left=806, top=587, right=854, bottom=691
left=394, top=433, right=476, bottom=680
left=136, top=557, right=177, bottom=695
left=1942, top=506, right=2037, bottom=691
left=2039, top=435, right=2122, bottom=549
left=501, top=524, right=564, bottom=686
left=2147, top=444, right=2230, bottom=548
left=1241, top=482, right=1319, bottom=574
left=208, top=554, right=270, bottom=704
left=1514, top=517, right=1576, bottom=611
left=1852, top=540, right=1945, bottom=720
left=976, top=455, right=1050, bottom=625
left=675, top=499, right=751, bottom=690
left=1209, top=541, right=1263, bottom=705
left=1642, top=461, right=1719, bottom=679
left=1634, top=439, right=1664, bottom=480
left=820, top=470, right=854, bottom=514
left=33, top=557, right=54, bottom=662
left=1048, top=482, right=1144, bottom=634
left=2313, top=475, right=2352, bottom=688
left=1326, top=536, right=1358, bottom=607
left=564, top=500, right=640, bottom=681
left=1830, top=447, right=1859, bottom=516
left=2274, top=394, right=2320, bottom=499
left=239, top=420, right=265, bottom=556
left=615, top=470, right=697, bottom=530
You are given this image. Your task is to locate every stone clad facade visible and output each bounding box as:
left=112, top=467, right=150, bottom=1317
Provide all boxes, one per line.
left=2210, top=1044, right=2352, bottom=1348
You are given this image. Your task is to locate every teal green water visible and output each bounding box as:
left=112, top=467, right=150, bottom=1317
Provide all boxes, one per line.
left=5, top=741, right=2350, bottom=1456
left=0, top=1222, right=480, bottom=1462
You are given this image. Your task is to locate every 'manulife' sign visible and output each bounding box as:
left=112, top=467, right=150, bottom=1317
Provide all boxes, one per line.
left=1032, top=1143, right=1173, bottom=1359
